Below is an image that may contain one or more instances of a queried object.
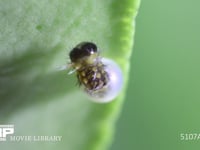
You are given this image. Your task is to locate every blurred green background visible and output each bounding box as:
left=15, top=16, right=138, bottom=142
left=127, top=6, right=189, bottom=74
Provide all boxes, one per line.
left=111, top=0, right=200, bottom=150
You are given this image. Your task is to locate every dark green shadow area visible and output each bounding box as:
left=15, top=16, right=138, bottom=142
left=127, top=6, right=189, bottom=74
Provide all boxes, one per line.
left=0, top=44, right=76, bottom=120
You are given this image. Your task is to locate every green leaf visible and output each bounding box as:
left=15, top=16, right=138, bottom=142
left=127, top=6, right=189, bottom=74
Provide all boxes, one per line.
left=0, top=0, right=140, bottom=149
